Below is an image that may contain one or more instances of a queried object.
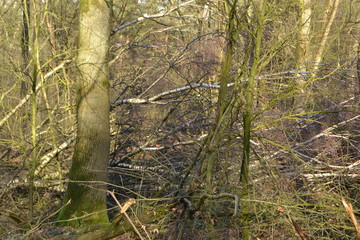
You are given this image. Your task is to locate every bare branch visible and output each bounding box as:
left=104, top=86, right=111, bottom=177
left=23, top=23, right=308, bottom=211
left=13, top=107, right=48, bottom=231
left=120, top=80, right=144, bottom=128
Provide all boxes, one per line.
left=301, top=173, right=360, bottom=179
left=0, top=60, right=71, bottom=128
left=341, top=197, right=360, bottom=239
left=201, top=193, right=239, bottom=217
left=110, top=117, right=207, bottom=166
left=35, top=136, right=76, bottom=175
left=265, top=114, right=360, bottom=163
left=111, top=0, right=196, bottom=35
left=112, top=83, right=229, bottom=106
left=112, top=69, right=316, bottom=107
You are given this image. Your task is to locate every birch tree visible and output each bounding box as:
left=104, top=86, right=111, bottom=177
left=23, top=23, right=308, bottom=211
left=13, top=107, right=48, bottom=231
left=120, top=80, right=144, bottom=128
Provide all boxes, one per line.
left=297, top=0, right=311, bottom=75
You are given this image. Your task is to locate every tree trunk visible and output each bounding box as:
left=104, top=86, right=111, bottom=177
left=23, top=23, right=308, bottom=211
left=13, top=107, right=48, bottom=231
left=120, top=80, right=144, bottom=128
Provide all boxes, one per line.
left=240, top=1, right=265, bottom=239
left=294, top=0, right=311, bottom=110
left=21, top=0, right=30, bottom=97
left=297, top=0, right=311, bottom=76
left=312, top=0, right=340, bottom=74
left=357, top=43, right=360, bottom=108
left=57, top=0, right=111, bottom=227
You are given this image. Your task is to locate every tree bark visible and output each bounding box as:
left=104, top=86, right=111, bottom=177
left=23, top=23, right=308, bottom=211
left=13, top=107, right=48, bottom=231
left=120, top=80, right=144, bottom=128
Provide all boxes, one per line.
left=312, top=0, right=340, bottom=74
left=297, top=0, right=311, bottom=75
left=57, top=0, right=111, bottom=227
left=357, top=43, right=360, bottom=108
left=21, top=0, right=30, bottom=97
left=240, top=1, right=265, bottom=239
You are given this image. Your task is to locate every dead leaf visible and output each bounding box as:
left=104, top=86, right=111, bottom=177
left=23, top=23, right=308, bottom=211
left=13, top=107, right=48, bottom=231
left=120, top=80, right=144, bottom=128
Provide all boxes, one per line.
left=290, top=217, right=309, bottom=240
left=277, top=206, right=285, bottom=213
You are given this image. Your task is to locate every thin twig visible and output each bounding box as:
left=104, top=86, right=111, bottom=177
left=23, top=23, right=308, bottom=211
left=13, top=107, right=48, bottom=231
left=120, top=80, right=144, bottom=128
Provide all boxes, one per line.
left=341, top=197, right=360, bottom=239
left=108, top=191, right=145, bottom=240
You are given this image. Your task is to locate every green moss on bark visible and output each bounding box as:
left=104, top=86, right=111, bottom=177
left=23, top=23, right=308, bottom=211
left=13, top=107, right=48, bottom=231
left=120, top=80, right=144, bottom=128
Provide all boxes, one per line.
left=80, top=0, right=108, bottom=14
left=57, top=0, right=110, bottom=228
left=57, top=144, right=109, bottom=227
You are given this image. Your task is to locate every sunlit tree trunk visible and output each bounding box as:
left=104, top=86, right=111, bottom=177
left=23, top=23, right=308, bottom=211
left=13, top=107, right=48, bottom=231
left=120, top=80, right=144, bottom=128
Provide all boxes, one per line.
left=57, top=0, right=111, bottom=227
left=312, top=0, right=340, bottom=74
left=294, top=0, right=312, bottom=110
left=297, top=0, right=311, bottom=76
left=28, top=0, right=43, bottom=219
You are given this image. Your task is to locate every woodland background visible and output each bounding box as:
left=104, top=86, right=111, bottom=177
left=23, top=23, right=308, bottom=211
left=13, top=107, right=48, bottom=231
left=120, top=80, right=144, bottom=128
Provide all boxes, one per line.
left=0, top=0, right=360, bottom=239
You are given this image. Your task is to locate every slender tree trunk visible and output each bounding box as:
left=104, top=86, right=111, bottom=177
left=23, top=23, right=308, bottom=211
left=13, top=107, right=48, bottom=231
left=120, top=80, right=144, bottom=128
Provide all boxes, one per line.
left=28, top=0, right=40, bottom=219
left=240, top=1, right=265, bottom=239
left=200, top=0, right=237, bottom=190
left=356, top=43, right=360, bottom=108
left=294, top=0, right=311, bottom=110
left=21, top=0, right=30, bottom=97
left=312, top=0, right=340, bottom=74
left=297, top=0, right=311, bottom=75
left=21, top=0, right=33, bottom=217
left=57, top=0, right=111, bottom=227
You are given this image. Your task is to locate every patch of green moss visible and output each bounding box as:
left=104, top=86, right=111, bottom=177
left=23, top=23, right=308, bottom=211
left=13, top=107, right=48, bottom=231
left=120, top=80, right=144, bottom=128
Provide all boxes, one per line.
left=57, top=150, right=109, bottom=227
left=80, top=0, right=108, bottom=14
left=57, top=195, right=109, bottom=228
left=102, top=80, right=110, bottom=88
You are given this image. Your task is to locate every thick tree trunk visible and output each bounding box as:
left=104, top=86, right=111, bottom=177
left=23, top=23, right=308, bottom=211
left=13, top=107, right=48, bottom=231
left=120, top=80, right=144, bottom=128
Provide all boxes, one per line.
left=57, top=0, right=111, bottom=227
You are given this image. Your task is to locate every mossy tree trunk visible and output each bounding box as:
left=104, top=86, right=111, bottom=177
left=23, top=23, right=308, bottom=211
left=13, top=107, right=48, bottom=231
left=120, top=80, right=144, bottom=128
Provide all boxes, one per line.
left=200, top=0, right=238, bottom=190
left=240, top=0, right=265, bottom=239
left=57, top=0, right=111, bottom=227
